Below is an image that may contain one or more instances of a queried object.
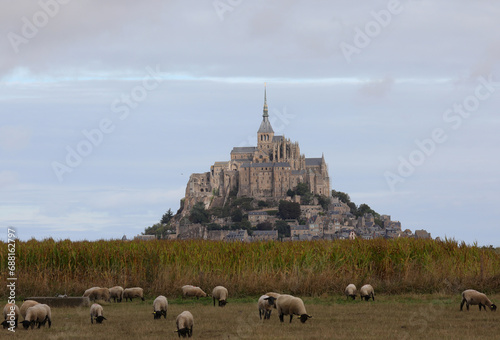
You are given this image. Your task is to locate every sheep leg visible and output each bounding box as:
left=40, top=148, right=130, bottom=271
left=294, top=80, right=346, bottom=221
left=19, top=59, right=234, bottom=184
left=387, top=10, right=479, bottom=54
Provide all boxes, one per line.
left=259, top=309, right=262, bottom=320
left=289, top=315, right=293, bottom=323
left=213, top=297, right=216, bottom=306
left=460, top=299, right=466, bottom=311
left=279, top=313, right=284, bottom=323
left=91, top=315, right=93, bottom=324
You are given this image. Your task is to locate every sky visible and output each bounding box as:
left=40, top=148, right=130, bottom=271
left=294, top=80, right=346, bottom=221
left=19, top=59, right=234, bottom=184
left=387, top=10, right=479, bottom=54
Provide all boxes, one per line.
left=1, top=0, right=499, bottom=245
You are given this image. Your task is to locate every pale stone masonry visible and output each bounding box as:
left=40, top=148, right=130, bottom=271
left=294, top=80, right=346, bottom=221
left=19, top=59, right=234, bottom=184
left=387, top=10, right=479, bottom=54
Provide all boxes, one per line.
left=183, top=87, right=330, bottom=213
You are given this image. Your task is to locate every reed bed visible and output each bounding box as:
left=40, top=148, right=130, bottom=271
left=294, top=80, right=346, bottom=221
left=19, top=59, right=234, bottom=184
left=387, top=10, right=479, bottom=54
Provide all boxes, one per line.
left=1, top=238, right=500, bottom=299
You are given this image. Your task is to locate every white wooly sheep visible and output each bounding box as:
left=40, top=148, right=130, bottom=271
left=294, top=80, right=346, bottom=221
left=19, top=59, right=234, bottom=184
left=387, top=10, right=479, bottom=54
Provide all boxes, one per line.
left=20, top=300, right=39, bottom=320
left=83, top=287, right=100, bottom=298
left=460, top=289, right=497, bottom=311
left=345, top=284, right=357, bottom=300
left=2, top=303, right=20, bottom=329
left=21, top=304, right=51, bottom=329
left=276, top=294, right=312, bottom=324
left=109, top=286, right=124, bottom=303
left=360, top=284, right=375, bottom=301
left=258, top=295, right=278, bottom=320
left=264, top=292, right=281, bottom=309
left=88, top=288, right=111, bottom=303
left=182, top=285, right=207, bottom=299
left=123, top=287, right=145, bottom=302
left=175, top=311, right=194, bottom=338
left=153, top=295, right=168, bottom=319
left=212, top=286, right=228, bottom=307
left=90, top=303, right=107, bottom=324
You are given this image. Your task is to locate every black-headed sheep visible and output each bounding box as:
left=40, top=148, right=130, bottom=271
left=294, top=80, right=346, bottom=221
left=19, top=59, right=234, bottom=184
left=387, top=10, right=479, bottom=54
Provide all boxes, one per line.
left=21, top=304, right=51, bottom=329
left=360, top=284, right=375, bottom=301
left=276, top=294, right=312, bottom=324
left=212, top=286, right=228, bottom=307
left=175, top=311, right=194, bottom=338
left=345, top=284, right=357, bottom=300
left=258, top=295, right=277, bottom=320
left=109, top=286, right=124, bottom=303
left=460, top=289, right=497, bottom=311
left=264, top=292, right=280, bottom=309
left=90, top=303, right=107, bottom=324
left=20, top=300, right=39, bottom=320
left=153, top=295, right=168, bottom=319
left=2, top=303, right=20, bottom=329
left=123, top=287, right=145, bottom=302
left=83, top=287, right=111, bottom=303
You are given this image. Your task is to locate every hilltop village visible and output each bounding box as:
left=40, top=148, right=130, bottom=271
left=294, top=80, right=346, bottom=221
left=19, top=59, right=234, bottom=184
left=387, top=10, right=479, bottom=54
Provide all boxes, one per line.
left=143, top=89, right=431, bottom=242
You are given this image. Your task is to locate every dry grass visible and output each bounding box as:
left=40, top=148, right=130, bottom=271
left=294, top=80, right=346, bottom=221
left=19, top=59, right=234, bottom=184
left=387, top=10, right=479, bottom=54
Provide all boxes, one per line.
left=2, top=294, right=500, bottom=339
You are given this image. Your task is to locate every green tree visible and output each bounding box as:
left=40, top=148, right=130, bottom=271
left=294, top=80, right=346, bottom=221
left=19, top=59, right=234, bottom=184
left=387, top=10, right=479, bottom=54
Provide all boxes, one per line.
left=295, top=182, right=309, bottom=196
left=160, top=208, right=174, bottom=224
left=332, top=190, right=351, bottom=204
left=278, top=200, right=301, bottom=220
left=316, top=195, right=331, bottom=211
left=231, top=208, right=243, bottom=222
left=189, top=202, right=209, bottom=224
left=256, top=221, right=273, bottom=230
left=275, top=220, right=291, bottom=238
left=286, top=189, right=295, bottom=197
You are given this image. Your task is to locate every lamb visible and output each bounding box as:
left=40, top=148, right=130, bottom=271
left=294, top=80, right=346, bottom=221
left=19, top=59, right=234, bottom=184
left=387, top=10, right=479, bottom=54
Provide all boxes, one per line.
left=20, top=300, right=39, bottom=320
left=460, top=289, right=497, bottom=311
left=109, top=286, right=124, bottom=303
left=2, top=303, right=20, bottom=329
left=123, top=287, right=145, bottom=302
left=276, top=294, right=312, bottom=323
left=345, top=284, right=357, bottom=300
left=182, top=285, right=207, bottom=299
left=90, top=303, right=107, bottom=324
left=175, top=311, right=194, bottom=338
left=21, top=304, right=51, bottom=329
left=153, top=295, right=168, bottom=319
left=360, top=284, right=375, bottom=301
left=258, top=295, right=277, bottom=320
left=212, top=286, right=228, bottom=307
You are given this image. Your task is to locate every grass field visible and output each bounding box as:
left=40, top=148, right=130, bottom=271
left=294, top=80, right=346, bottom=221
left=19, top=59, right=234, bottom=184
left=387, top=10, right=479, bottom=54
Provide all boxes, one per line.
left=2, top=294, right=499, bottom=339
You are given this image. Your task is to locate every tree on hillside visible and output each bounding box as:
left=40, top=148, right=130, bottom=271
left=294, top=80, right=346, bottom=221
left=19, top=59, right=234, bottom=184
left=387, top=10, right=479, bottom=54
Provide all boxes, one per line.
left=160, top=209, right=174, bottom=224
left=331, top=190, right=351, bottom=204
left=275, top=220, right=291, bottom=238
left=278, top=200, right=301, bottom=220
left=256, top=221, right=273, bottom=230
left=295, top=182, right=310, bottom=196
left=189, top=202, right=209, bottom=224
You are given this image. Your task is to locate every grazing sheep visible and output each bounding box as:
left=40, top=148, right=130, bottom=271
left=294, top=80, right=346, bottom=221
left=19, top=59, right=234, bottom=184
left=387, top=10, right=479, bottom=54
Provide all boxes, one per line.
left=2, top=303, right=20, bottom=329
left=109, top=286, right=124, bottom=303
left=21, top=304, right=51, bottom=329
left=182, top=285, right=207, bottom=299
left=276, top=294, right=312, bottom=324
left=123, top=287, right=145, bottom=302
left=20, top=300, right=39, bottom=320
left=460, top=289, right=497, bottom=311
left=258, top=295, right=277, bottom=320
left=360, top=284, right=375, bottom=301
left=88, top=288, right=111, bottom=302
left=83, top=287, right=100, bottom=298
left=90, top=303, right=107, bottom=324
left=175, top=311, right=194, bottom=338
left=264, top=292, right=280, bottom=309
left=345, top=284, right=357, bottom=300
left=153, top=295, right=168, bottom=319
left=212, top=286, right=228, bottom=307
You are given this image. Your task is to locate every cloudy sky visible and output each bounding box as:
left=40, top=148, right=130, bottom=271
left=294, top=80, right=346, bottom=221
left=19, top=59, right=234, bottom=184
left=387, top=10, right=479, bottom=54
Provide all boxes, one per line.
left=1, top=1, right=499, bottom=245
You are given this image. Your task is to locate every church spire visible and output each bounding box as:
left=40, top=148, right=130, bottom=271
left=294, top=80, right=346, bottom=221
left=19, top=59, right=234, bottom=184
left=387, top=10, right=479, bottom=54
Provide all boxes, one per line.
left=263, top=83, right=269, bottom=117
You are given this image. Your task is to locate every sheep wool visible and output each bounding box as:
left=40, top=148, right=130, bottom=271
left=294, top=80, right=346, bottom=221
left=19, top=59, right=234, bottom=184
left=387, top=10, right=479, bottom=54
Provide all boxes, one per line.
left=360, top=284, right=375, bottom=301
left=22, top=304, right=51, bottom=329
left=258, top=295, right=277, bottom=320
left=276, top=294, right=312, bottom=324
left=212, top=286, right=228, bottom=307
left=109, top=286, right=124, bottom=303
left=175, top=311, right=194, bottom=338
left=461, top=289, right=497, bottom=311
left=182, top=285, right=207, bottom=299
left=345, top=284, right=357, bottom=300
left=20, top=300, right=39, bottom=320
left=90, top=303, right=107, bottom=324
left=153, top=295, right=168, bottom=319
left=2, top=303, right=20, bottom=329
left=123, top=287, right=145, bottom=302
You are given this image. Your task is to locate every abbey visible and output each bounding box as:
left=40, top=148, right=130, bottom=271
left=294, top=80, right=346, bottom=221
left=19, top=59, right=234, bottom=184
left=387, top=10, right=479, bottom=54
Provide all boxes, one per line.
left=184, top=88, right=330, bottom=209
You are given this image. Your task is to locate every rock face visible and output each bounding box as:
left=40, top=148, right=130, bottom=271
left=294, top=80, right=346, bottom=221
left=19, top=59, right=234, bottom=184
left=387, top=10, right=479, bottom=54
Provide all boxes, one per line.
left=180, top=89, right=330, bottom=217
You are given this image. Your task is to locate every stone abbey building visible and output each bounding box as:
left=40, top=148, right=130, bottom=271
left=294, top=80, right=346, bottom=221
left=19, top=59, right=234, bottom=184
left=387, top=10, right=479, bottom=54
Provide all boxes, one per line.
left=183, top=88, right=330, bottom=211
